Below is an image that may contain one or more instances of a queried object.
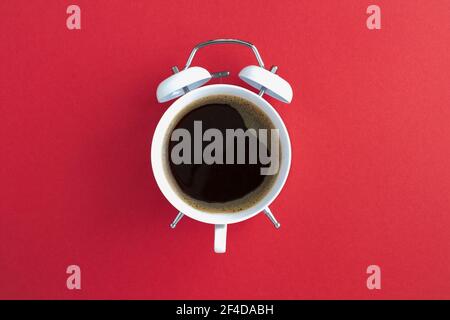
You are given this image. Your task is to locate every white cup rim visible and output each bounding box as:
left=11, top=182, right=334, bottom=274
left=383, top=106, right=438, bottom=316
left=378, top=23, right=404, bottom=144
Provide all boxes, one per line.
left=151, top=84, right=291, bottom=225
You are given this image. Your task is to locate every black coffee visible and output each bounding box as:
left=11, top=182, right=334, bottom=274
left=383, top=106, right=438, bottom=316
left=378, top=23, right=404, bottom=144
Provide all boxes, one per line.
left=165, top=95, right=278, bottom=212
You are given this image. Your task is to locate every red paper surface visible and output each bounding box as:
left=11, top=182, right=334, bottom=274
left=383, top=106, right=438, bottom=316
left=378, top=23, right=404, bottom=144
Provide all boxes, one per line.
left=1, top=0, right=450, bottom=299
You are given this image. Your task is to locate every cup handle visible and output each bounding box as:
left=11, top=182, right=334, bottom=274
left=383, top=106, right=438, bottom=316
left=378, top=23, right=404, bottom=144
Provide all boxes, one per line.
left=214, top=224, right=227, bottom=253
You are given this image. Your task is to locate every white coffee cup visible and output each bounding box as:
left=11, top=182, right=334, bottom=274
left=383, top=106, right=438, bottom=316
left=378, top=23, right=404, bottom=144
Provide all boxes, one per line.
left=151, top=84, right=291, bottom=253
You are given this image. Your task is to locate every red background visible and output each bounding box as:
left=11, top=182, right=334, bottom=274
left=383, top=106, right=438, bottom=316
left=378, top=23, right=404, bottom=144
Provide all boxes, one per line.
left=1, top=0, right=450, bottom=299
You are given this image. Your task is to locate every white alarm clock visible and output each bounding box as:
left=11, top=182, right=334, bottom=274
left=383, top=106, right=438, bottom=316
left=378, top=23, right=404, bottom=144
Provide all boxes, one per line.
left=152, top=39, right=293, bottom=253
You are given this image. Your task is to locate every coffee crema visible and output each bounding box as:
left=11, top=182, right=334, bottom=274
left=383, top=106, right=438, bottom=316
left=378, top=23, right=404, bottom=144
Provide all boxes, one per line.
left=164, top=95, right=280, bottom=213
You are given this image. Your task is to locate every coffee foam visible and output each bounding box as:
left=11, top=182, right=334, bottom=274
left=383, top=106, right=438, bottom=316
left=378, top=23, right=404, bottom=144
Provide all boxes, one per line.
left=162, top=94, right=281, bottom=213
